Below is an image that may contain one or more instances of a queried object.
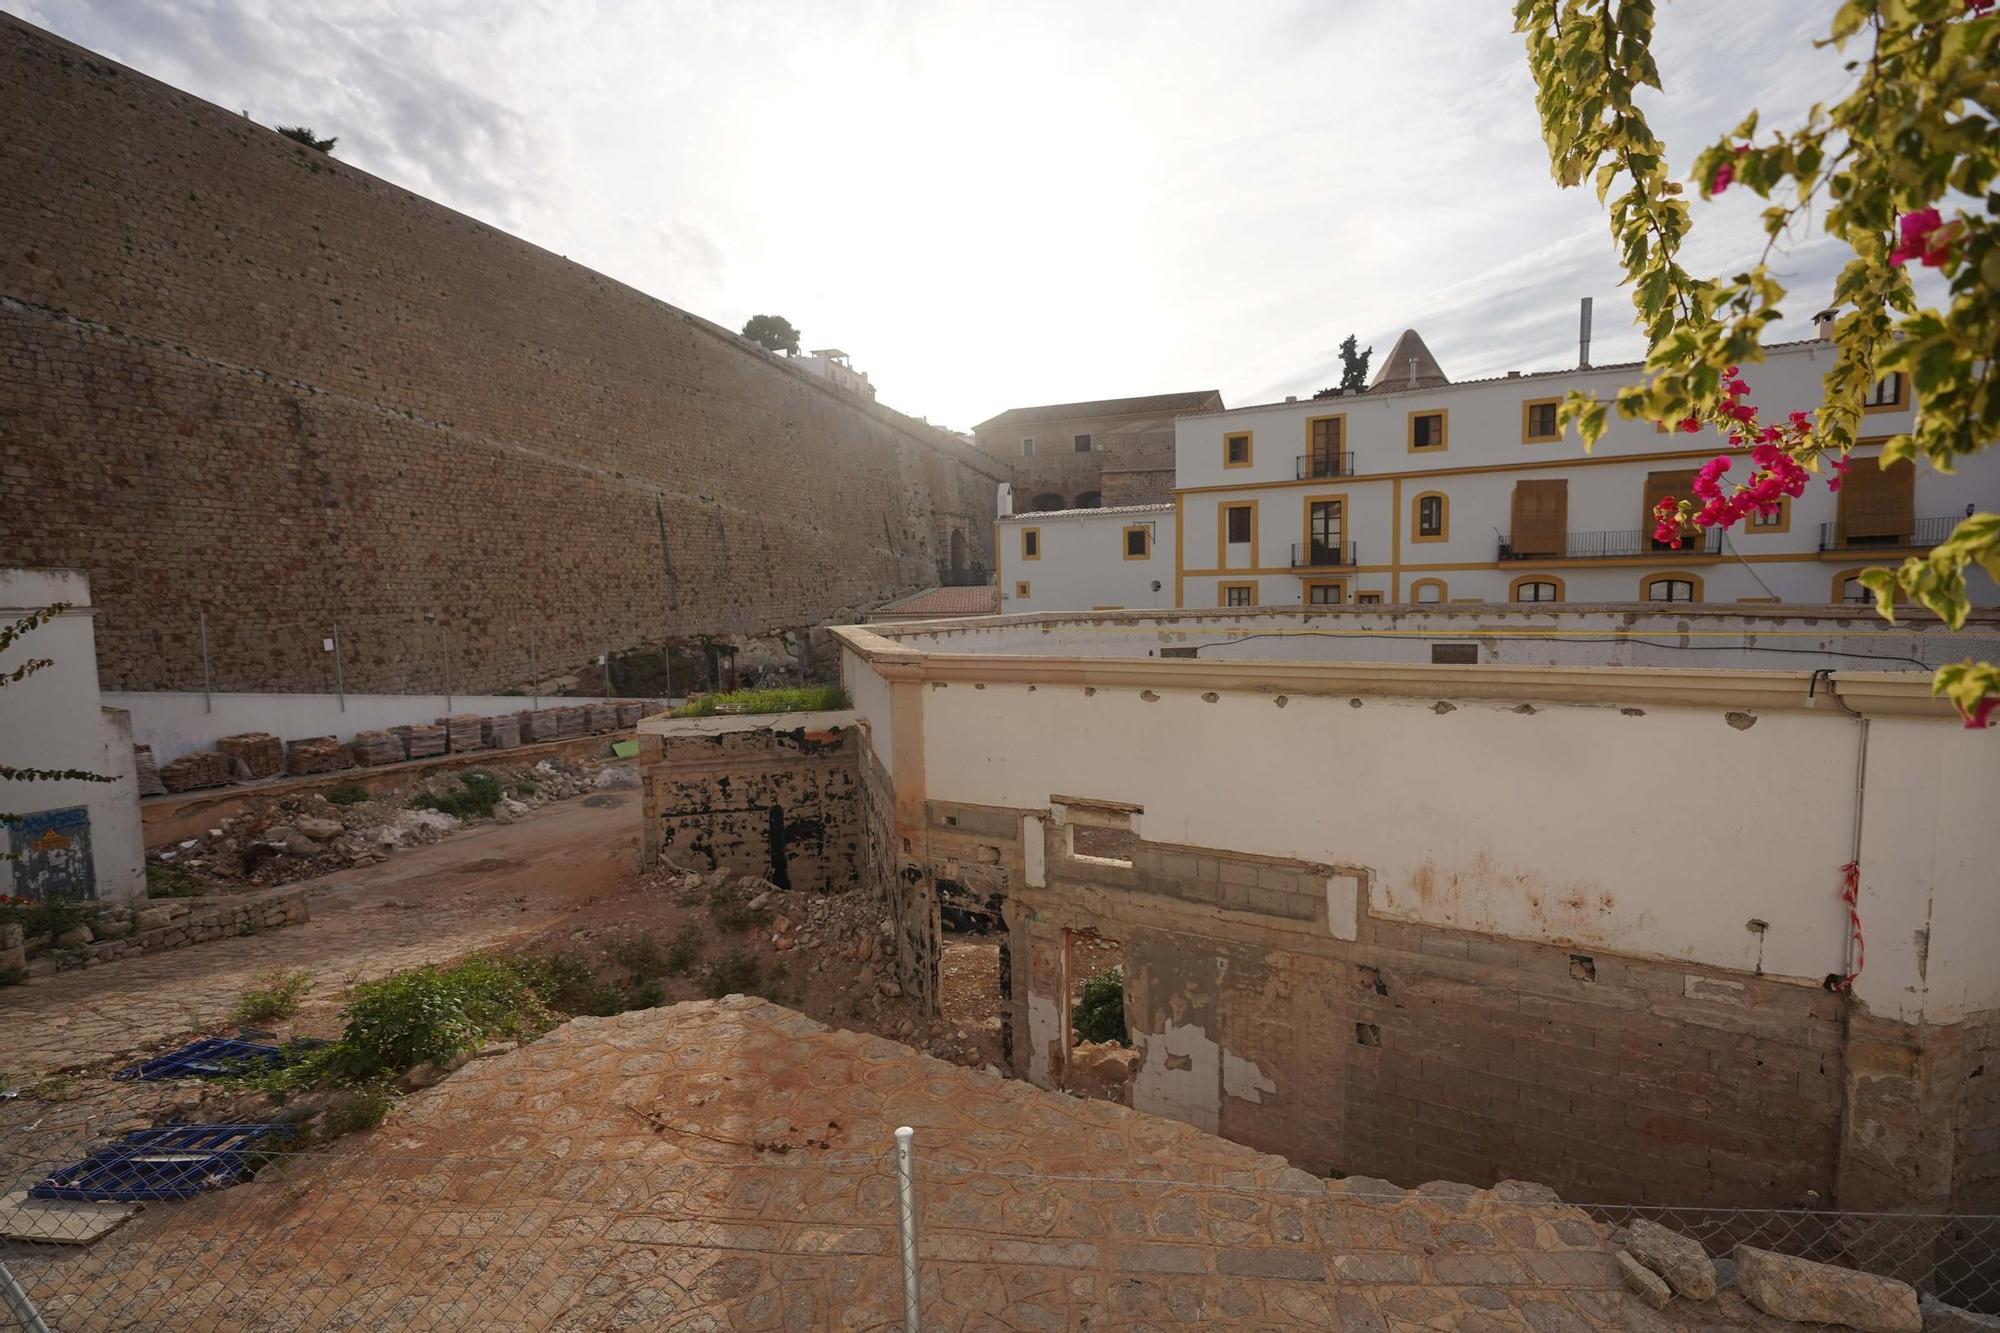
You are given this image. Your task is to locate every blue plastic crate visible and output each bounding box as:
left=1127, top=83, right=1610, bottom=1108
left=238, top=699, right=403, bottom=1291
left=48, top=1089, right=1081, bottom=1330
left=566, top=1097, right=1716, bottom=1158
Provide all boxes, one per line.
left=29, top=1123, right=294, bottom=1202
left=114, top=1036, right=320, bottom=1082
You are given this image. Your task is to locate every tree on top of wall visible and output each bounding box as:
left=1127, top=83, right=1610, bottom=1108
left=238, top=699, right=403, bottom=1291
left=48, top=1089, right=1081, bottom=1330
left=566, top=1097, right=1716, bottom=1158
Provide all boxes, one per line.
left=0, top=605, right=114, bottom=865
left=1515, top=0, right=1998, bottom=727
left=277, top=126, right=337, bottom=154
left=1313, top=334, right=1374, bottom=398
left=741, top=315, right=801, bottom=355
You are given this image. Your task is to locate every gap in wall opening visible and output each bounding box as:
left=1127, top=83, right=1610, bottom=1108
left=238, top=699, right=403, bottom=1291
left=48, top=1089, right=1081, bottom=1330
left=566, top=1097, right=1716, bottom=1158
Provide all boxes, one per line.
left=937, top=881, right=1007, bottom=1069
left=1063, top=929, right=1136, bottom=1104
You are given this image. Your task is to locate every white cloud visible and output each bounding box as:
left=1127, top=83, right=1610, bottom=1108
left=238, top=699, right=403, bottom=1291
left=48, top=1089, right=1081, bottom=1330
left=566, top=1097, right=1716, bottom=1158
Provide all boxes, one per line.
left=19, top=0, right=1901, bottom=427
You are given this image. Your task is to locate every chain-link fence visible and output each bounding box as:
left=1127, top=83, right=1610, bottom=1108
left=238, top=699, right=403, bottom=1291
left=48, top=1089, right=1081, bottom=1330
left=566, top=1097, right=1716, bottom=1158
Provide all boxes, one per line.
left=3, top=1126, right=1996, bottom=1330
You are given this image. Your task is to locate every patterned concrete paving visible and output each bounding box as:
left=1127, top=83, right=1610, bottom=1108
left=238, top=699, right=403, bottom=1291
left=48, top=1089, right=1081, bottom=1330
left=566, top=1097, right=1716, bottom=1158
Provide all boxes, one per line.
left=9, top=998, right=1796, bottom=1330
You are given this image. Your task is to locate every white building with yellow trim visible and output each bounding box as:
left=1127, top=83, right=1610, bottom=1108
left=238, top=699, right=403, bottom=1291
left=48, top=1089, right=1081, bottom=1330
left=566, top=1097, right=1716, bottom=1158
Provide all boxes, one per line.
left=1011, top=328, right=2000, bottom=612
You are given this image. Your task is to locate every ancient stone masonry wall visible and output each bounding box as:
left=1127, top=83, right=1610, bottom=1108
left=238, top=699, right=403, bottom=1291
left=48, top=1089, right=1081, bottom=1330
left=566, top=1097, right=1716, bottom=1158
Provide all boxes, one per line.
left=0, top=18, right=1001, bottom=693
left=639, top=722, right=861, bottom=891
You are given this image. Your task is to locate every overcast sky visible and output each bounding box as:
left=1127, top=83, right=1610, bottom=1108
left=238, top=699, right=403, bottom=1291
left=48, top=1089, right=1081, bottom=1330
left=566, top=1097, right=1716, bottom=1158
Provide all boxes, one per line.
left=21, top=0, right=1877, bottom=429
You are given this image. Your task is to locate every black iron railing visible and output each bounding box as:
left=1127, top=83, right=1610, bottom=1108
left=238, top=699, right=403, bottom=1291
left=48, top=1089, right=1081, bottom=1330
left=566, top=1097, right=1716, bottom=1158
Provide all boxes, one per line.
left=1290, top=540, right=1358, bottom=569
left=1497, top=528, right=1722, bottom=560
left=936, top=565, right=992, bottom=587
left=1818, top=516, right=1957, bottom=552
left=1295, top=451, right=1358, bottom=480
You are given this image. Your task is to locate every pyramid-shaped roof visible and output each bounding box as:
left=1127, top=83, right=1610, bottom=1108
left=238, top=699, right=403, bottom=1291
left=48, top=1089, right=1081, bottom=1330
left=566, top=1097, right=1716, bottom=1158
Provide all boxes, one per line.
left=1368, top=329, right=1450, bottom=393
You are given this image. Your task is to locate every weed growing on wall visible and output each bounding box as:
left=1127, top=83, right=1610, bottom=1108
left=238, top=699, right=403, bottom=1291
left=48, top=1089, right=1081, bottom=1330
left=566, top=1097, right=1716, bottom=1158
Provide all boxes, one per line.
left=670, top=684, right=849, bottom=719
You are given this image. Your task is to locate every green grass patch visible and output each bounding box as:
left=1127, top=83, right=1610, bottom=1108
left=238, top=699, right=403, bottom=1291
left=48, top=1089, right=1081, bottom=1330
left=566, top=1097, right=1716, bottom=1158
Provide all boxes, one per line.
left=612, top=933, right=666, bottom=980
left=324, top=782, right=370, bottom=807
left=233, top=967, right=314, bottom=1024
left=145, top=862, right=201, bottom=898
left=670, top=684, right=849, bottom=719
left=663, top=930, right=704, bottom=976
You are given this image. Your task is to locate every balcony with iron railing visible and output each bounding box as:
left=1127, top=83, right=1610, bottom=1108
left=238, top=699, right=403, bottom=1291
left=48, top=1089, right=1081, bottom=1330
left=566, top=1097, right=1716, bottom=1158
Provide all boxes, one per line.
left=1295, top=451, right=1359, bottom=480
left=1497, top=528, right=1722, bottom=560
left=1290, top=540, right=1359, bottom=569
left=1818, top=516, right=1957, bottom=552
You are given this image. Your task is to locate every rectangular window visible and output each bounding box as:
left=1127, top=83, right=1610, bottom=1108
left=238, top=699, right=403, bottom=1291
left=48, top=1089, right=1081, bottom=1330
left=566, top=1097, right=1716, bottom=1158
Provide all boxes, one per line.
left=1020, top=527, right=1040, bottom=560
left=1836, top=455, right=1916, bottom=544
left=1523, top=398, right=1561, bottom=443
left=1643, top=469, right=1699, bottom=551
left=1224, top=432, right=1253, bottom=468
left=1750, top=499, right=1789, bottom=532
left=1864, top=373, right=1905, bottom=411
left=1417, top=495, right=1444, bottom=538
left=1431, top=643, right=1479, bottom=664
left=1123, top=526, right=1150, bottom=559
left=1509, top=479, right=1569, bottom=559
left=1074, top=433, right=1093, bottom=453
left=1306, top=416, right=1344, bottom=477
left=1225, top=505, right=1252, bottom=544
left=1305, top=580, right=1344, bottom=605
left=1409, top=410, right=1448, bottom=452
left=1015, top=580, right=1031, bottom=597
left=1021, top=437, right=1035, bottom=457
left=1222, top=583, right=1256, bottom=607
left=1307, top=498, right=1345, bottom=564
left=1356, top=591, right=1383, bottom=605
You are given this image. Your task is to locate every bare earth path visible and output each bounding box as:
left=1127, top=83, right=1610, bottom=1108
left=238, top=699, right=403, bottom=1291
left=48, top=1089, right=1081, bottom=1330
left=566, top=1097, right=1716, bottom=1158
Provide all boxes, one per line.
left=0, top=792, right=641, bottom=1082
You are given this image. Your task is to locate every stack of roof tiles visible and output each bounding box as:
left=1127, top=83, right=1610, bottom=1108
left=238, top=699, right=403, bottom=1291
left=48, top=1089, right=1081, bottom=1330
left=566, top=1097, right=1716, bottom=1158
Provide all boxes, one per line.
left=286, top=736, right=352, bottom=775
left=586, top=703, right=619, bottom=734
left=390, top=724, right=447, bottom=760
left=517, top=710, right=560, bottom=744
left=481, top=715, right=520, bottom=749
left=348, top=731, right=406, bottom=767
left=216, top=732, right=284, bottom=780
left=556, top=706, right=586, bottom=739
left=616, top=701, right=644, bottom=728
left=439, top=715, right=485, bottom=753
left=158, top=750, right=234, bottom=793
left=133, top=745, right=167, bottom=797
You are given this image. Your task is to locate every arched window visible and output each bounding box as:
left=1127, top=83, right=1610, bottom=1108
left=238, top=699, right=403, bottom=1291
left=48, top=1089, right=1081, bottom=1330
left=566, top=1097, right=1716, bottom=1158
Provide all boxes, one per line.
left=1641, top=573, right=1700, bottom=603
left=1074, top=491, right=1102, bottom=509
left=1509, top=576, right=1564, bottom=603
left=1831, top=569, right=1897, bottom=604
left=1412, top=492, right=1448, bottom=542
left=1409, top=578, right=1447, bottom=604
left=1030, top=492, right=1065, bottom=512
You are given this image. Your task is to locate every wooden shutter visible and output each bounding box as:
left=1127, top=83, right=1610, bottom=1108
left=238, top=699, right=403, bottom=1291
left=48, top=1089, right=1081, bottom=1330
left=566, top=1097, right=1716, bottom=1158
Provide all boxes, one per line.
left=1839, top=458, right=1915, bottom=541
left=1510, top=479, right=1568, bottom=558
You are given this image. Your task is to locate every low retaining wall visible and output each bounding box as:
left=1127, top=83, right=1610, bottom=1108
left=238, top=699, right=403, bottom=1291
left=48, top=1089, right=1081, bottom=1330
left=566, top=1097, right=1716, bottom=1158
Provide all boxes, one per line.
left=638, top=711, right=862, bottom=892
left=7, top=886, right=310, bottom=980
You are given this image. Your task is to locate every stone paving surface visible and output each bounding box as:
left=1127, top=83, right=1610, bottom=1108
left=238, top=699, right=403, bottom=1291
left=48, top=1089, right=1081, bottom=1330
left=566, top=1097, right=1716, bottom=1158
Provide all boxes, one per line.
left=9, top=998, right=1800, bottom=1330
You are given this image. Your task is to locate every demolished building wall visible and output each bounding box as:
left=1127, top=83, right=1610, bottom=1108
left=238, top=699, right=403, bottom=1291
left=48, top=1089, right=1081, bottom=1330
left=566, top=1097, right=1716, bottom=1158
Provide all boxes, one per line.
left=834, top=620, right=2000, bottom=1212
left=0, top=17, right=1002, bottom=695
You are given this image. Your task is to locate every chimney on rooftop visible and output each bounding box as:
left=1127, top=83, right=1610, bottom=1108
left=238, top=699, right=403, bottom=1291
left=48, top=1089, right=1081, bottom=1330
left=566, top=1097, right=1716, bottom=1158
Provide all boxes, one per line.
left=1814, top=307, right=1838, bottom=340
left=1578, top=296, right=1594, bottom=369
left=1285, top=395, right=1297, bottom=403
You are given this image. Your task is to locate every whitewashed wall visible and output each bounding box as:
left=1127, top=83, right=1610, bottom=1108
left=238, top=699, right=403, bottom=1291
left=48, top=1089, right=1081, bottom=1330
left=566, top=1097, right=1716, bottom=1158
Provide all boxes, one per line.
left=1, top=570, right=145, bottom=902
left=841, top=639, right=1999, bottom=1025
left=998, top=508, right=1174, bottom=615
left=105, top=689, right=641, bottom=763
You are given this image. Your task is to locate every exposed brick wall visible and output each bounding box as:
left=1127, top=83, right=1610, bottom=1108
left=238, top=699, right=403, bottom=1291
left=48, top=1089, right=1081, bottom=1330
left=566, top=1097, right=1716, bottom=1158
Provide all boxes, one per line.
left=639, top=722, right=860, bottom=891
left=0, top=18, right=1000, bottom=693
left=1099, top=427, right=1178, bottom=507
left=976, top=405, right=1211, bottom=512
left=881, top=799, right=1995, bottom=1210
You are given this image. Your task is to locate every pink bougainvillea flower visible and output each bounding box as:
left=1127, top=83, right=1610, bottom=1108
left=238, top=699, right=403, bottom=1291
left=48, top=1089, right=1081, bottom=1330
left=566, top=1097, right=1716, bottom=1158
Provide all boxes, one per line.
left=1970, top=0, right=1995, bottom=17
left=1889, top=208, right=1961, bottom=268
left=1678, top=417, right=1702, bottom=434
left=1965, top=692, right=1998, bottom=731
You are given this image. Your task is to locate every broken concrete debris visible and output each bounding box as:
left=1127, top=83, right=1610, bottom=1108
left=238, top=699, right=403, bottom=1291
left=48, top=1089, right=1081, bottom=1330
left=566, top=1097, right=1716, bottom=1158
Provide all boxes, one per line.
left=1616, top=1249, right=1673, bottom=1309
left=1735, top=1243, right=1923, bottom=1332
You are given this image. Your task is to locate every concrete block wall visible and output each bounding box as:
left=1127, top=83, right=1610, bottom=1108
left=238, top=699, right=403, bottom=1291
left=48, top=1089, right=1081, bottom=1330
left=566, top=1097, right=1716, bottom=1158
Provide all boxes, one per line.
left=0, top=17, right=1000, bottom=695
left=639, top=719, right=861, bottom=892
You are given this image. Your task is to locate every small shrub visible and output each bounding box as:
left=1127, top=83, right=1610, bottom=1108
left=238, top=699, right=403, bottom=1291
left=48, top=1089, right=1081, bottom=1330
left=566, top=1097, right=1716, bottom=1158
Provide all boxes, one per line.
left=671, top=684, right=849, bottom=719
left=0, top=892, right=96, bottom=940
left=406, top=771, right=504, bottom=820
left=324, top=782, right=369, bottom=807
left=708, top=887, right=770, bottom=935
left=663, top=931, right=704, bottom=976
left=320, top=1085, right=392, bottom=1138
left=146, top=862, right=201, bottom=898
left=514, top=778, right=538, bottom=796
left=623, top=978, right=666, bottom=1010
left=324, top=955, right=550, bottom=1081
left=613, top=934, right=666, bottom=980
left=1072, top=967, right=1129, bottom=1046
left=513, top=952, right=598, bottom=1014
left=703, top=951, right=760, bottom=999
left=233, top=967, right=314, bottom=1024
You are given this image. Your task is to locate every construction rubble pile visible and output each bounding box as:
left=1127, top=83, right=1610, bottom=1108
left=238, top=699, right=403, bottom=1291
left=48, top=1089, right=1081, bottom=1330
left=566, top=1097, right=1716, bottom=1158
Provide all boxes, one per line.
left=146, top=757, right=616, bottom=891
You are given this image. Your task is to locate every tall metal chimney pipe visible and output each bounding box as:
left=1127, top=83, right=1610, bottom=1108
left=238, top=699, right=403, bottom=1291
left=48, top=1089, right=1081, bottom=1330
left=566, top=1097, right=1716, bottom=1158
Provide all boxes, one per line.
left=1578, top=297, right=1594, bottom=369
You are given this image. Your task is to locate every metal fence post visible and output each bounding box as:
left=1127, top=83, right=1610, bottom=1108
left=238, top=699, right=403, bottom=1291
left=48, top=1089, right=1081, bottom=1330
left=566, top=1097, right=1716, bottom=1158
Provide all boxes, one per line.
left=895, top=1125, right=920, bottom=1332
left=0, top=1260, right=52, bottom=1333
left=333, top=625, right=346, bottom=712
